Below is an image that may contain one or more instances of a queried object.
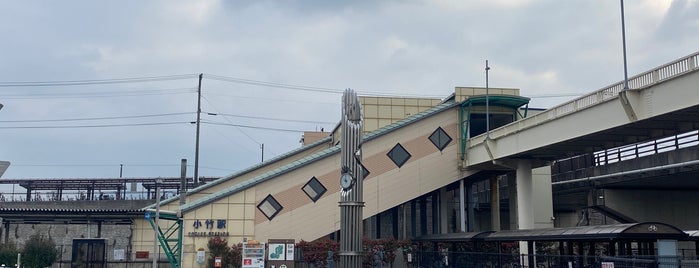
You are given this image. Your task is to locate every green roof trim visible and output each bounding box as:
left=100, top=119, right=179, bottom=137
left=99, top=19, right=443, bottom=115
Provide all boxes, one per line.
left=460, top=95, right=530, bottom=108
left=178, top=100, right=458, bottom=212
left=143, top=135, right=334, bottom=209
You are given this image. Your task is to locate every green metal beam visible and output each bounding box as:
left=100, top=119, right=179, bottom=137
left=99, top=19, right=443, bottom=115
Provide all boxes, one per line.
left=146, top=211, right=183, bottom=268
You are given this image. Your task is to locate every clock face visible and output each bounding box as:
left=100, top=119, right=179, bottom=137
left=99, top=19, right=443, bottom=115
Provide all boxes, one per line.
left=340, top=173, right=354, bottom=190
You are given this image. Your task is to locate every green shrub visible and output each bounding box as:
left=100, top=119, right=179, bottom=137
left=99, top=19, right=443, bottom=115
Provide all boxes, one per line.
left=21, top=234, right=58, bottom=268
left=0, top=243, right=19, bottom=267
left=206, top=237, right=241, bottom=268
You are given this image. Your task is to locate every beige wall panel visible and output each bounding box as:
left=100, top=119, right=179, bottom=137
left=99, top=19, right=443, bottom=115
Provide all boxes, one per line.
left=243, top=220, right=255, bottom=236
left=378, top=98, right=391, bottom=105
left=211, top=203, right=229, bottom=219
left=245, top=188, right=255, bottom=202
left=194, top=205, right=213, bottom=220
left=229, top=192, right=245, bottom=204
left=228, top=220, right=246, bottom=236
left=229, top=203, right=247, bottom=218
left=391, top=106, right=406, bottom=119
left=244, top=203, right=256, bottom=219
left=378, top=106, right=391, bottom=118
left=365, top=104, right=378, bottom=118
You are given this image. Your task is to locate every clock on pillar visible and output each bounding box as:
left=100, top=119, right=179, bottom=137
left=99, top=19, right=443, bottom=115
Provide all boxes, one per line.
left=340, top=166, right=354, bottom=191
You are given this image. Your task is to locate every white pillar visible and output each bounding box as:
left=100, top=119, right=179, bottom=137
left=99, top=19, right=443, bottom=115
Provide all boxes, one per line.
left=516, top=160, right=534, bottom=229
left=490, top=177, right=501, bottom=231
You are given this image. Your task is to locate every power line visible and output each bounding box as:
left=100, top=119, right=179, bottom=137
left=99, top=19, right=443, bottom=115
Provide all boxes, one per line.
left=201, top=120, right=306, bottom=133
left=0, top=112, right=194, bottom=123
left=0, top=74, right=199, bottom=87
left=0, top=121, right=189, bottom=129
left=209, top=112, right=335, bottom=125
left=201, top=94, right=261, bottom=145
left=204, top=74, right=447, bottom=98
left=205, top=74, right=343, bottom=94
left=1, top=87, right=197, bottom=99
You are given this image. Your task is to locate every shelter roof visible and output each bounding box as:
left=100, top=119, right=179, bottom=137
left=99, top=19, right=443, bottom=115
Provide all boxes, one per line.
left=483, top=222, right=688, bottom=241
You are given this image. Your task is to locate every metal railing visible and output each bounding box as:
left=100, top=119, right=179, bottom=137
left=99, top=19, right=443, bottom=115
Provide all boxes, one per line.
left=415, top=252, right=699, bottom=268
left=468, top=51, right=699, bottom=147
left=594, top=130, right=699, bottom=166
left=552, top=130, right=699, bottom=182
left=0, top=190, right=178, bottom=202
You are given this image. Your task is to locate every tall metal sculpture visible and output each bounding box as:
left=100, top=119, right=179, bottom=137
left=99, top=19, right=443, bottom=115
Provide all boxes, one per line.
left=339, top=88, right=364, bottom=268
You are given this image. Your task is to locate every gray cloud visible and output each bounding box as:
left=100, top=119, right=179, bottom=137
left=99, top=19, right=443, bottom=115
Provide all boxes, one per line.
left=0, top=0, right=696, bottom=179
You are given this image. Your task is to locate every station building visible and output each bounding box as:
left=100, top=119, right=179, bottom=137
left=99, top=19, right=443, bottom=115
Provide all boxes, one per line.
left=131, top=86, right=557, bottom=266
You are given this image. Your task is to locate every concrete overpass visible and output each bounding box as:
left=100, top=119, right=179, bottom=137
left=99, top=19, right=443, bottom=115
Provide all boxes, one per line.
left=460, top=51, right=699, bottom=230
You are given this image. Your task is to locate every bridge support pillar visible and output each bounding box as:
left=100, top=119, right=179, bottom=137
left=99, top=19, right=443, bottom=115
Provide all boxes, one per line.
left=439, top=188, right=448, bottom=233
left=516, top=160, right=534, bottom=229
left=490, top=177, right=501, bottom=231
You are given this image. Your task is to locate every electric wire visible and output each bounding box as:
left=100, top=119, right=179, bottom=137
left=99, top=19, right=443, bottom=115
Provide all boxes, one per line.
left=201, top=120, right=306, bottom=133
left=0, top=112, right=194, bottom=123
left=204, top=74, right=447, bottom=98
left=209, top=112, right=335, bottom=125
left=203, top=91, right=338, bottom=106
left=0, top=74, right=199, bottom=87
left=0, top=121, right=189, bottom=129
left=201, top=94, right=261, bottom=145
left=2, top=87, right=197, bottom=99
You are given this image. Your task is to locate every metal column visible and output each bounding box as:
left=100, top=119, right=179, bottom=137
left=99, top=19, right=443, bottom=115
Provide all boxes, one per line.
left=339, top=89, right=364, bottom=268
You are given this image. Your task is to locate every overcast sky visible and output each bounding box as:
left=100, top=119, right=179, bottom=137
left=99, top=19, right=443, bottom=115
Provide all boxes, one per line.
left=0, top=0, right=697, bottom=182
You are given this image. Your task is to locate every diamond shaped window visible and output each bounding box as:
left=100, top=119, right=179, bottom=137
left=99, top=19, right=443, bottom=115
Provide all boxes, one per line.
left=257, top=194, right=283, bottom=220
left=387, top=143, right=411, bottom=168
left=361, top=163, right=370, bottom=179
left=429, top=127, right=453, bottom=151
left=302, top=177, right=327, bottom=202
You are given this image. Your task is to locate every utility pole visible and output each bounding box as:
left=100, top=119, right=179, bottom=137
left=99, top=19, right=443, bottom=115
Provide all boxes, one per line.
left=261, top=144, right=264, bottom=163
left=620, top=0, right=629, bottom=89
left=485, top=60, right=491, bottom=139
left=194, top=73, right=203, bottom=187
left=180, top=159, right=187, bottom=206
left=153, top=178, right=162, bottom=268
